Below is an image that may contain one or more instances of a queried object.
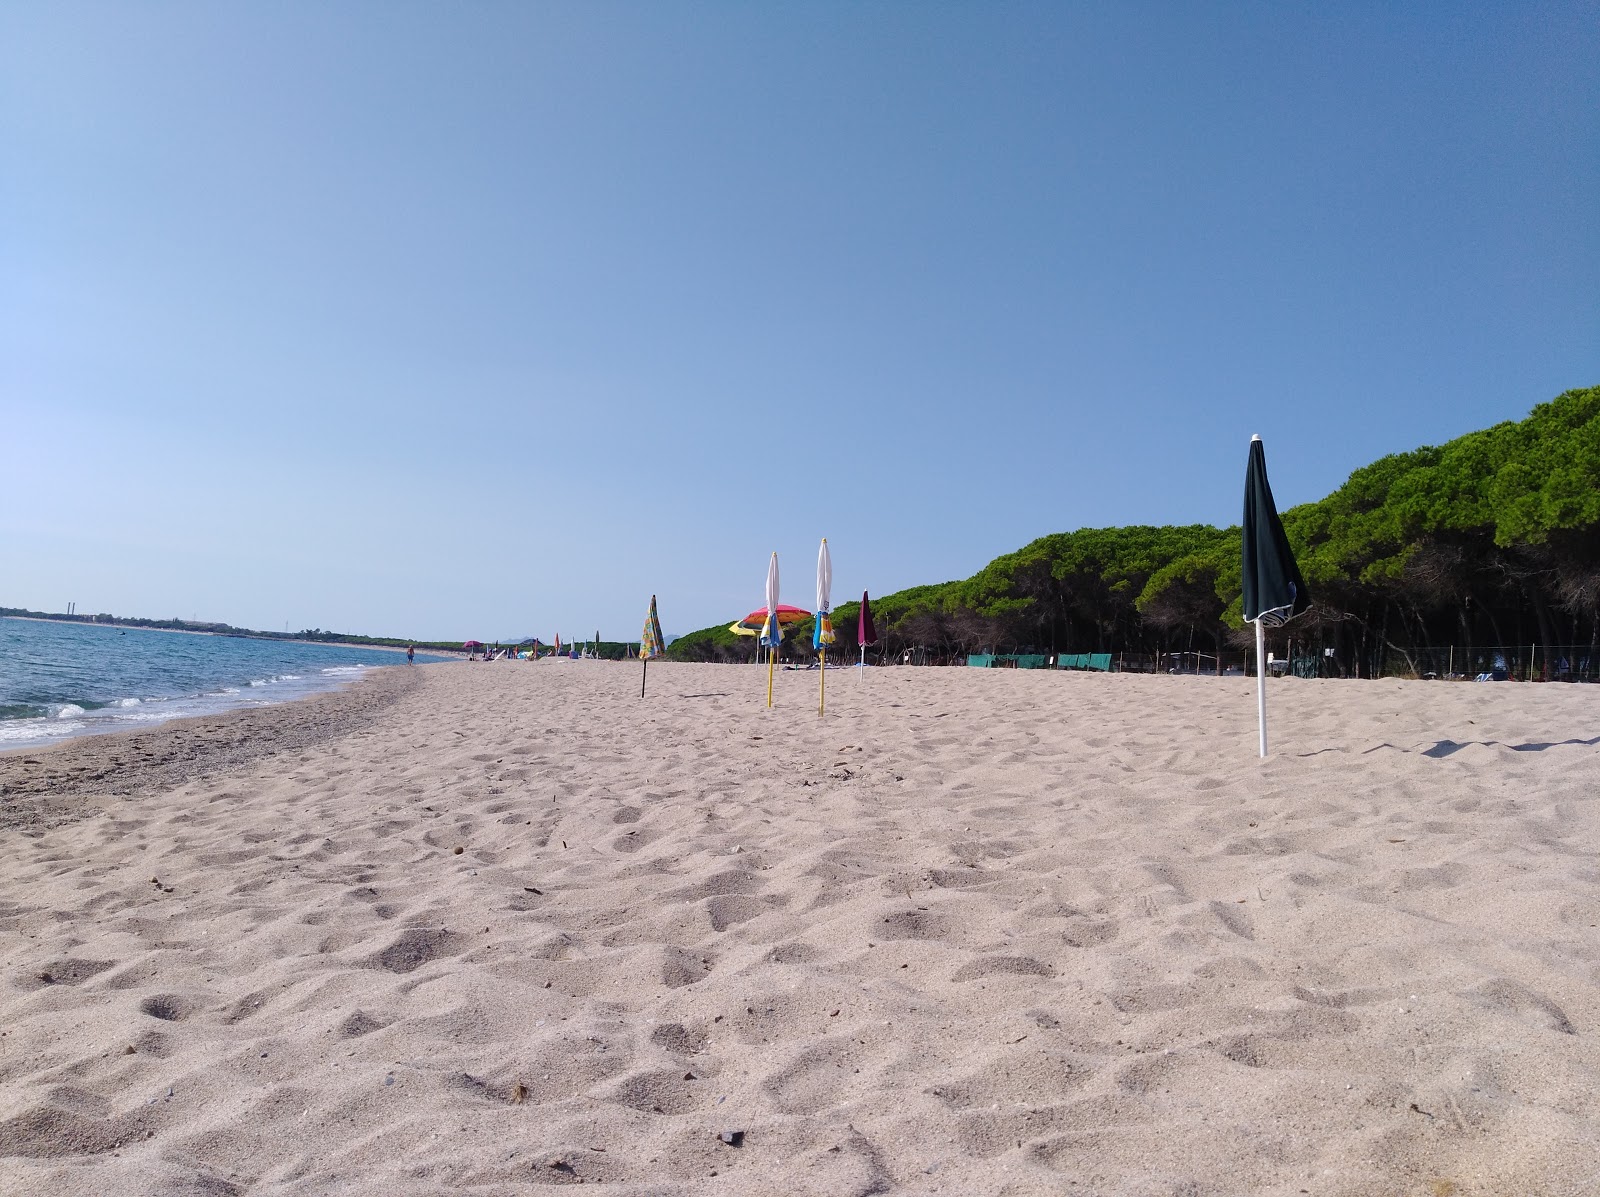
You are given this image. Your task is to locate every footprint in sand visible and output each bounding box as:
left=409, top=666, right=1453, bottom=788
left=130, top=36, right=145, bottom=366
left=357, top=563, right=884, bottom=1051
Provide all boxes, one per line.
left=1463, top=977, right=1576, bottom=1035
left=660, top=946, right=715, bottom=988
left=951, top=955, right=1057, bottom=981
left=649, top=1022, right=709, bottom=1055
left=705, top=892, right=784, bottom=931
left=877, top=907, right=955, bottom=942
left=611, top=827, right=663, bottom=853
left=761, top=1036, right=861, bottom=1114
left=366, top=927, right=468, bottom=974
left=219, top=989, right=275, bottom=1024
left=138, top=993, right=193, bottom=1022
left=338, top=1010, right=391, bottom=1039
left=16, top=959, right=113, bottom=991
left=0, top=1105, right=153, bottom=1159
left=605, top=1068, right=703, bottom=1115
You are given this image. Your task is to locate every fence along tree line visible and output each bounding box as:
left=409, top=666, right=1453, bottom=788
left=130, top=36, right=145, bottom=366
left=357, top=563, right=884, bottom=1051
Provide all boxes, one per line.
left=667, top=386, right=1600, bottom=678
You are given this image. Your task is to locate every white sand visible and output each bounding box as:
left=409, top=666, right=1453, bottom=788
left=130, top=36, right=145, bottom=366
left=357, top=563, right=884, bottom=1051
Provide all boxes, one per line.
left=2, top=660, right=1598, bottom=1195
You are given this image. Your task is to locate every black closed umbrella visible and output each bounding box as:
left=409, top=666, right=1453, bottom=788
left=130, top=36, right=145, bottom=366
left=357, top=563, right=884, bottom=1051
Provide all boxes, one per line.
left=1242, top=435, right=1309, bottom=756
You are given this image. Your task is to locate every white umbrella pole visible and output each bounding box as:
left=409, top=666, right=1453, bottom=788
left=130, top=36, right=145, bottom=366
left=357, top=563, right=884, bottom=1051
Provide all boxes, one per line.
left=1255, top=618, right=1268, bottom=758
left=859, top=644, right=865, bottom=676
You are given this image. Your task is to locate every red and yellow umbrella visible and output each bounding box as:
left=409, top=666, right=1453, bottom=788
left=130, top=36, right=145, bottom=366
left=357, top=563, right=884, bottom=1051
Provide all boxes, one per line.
left=736, top=604, right=811, bottom=632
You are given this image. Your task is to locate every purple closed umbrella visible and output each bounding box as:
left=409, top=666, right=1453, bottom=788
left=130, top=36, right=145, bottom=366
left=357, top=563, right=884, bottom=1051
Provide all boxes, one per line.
left=857, top=591, right=876, bottom=673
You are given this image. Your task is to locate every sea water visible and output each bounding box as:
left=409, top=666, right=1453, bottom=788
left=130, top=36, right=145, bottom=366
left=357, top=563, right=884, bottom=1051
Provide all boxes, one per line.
left=0, top=617, right=448, bottom=750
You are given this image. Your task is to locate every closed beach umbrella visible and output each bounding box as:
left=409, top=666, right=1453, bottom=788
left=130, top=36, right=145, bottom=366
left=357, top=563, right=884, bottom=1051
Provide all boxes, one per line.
left=858, top=590, right=876, bottom=672
left=814, top=538, right=835, bottom=714
left=761, top=552, right=781, bottom=707
left=814, top=540, right=834, bottom=647
left=639, top=595, right=664, bottom=697
left=1242, top=435, right=1310, bottom=757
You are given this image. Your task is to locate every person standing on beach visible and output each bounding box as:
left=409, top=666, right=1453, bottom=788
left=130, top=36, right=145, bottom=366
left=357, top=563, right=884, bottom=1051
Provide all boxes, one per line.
left=406, top=644, right=415, bottom=665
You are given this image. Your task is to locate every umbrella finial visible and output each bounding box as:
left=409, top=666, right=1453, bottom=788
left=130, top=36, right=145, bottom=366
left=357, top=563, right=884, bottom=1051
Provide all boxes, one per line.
left=1251, top=434, right=1262, bottom=442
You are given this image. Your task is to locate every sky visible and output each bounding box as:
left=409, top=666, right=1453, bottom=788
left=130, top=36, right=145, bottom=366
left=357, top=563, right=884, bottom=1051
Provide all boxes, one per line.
left=3, top=2, right=1596, bottom=642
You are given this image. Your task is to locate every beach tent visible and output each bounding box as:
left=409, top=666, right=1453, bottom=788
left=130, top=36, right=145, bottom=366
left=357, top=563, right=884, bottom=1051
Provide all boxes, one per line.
left=639, top=596, right=664, bottom=697
left=815, top=538, right=835, bottom=714
left=1242, top=435, right=1309, bottom=757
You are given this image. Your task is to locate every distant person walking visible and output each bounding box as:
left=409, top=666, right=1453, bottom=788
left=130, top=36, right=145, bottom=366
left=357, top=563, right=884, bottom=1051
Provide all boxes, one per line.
left=406, top=644, right=415, bottom=665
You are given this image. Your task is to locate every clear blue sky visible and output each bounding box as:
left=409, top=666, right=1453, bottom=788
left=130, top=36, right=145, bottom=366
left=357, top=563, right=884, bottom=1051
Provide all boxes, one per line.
left=4, top=2, right=1596, bottom=642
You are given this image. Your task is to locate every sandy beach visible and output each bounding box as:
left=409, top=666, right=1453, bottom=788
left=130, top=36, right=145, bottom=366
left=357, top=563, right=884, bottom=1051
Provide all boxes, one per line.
left=2, top=660, right=1598, bottom=1195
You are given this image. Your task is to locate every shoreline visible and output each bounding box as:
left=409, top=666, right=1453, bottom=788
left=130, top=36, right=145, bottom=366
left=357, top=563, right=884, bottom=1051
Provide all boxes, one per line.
left=0, top=617, right=459, bottom=753
left=0, top=663, right=423, bottom=829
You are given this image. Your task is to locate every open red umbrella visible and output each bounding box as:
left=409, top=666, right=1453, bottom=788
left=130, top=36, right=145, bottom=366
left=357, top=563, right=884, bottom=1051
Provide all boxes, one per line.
left=462, top=640, right=483, bottom=649
left=736, top=604, right=811, bottom=631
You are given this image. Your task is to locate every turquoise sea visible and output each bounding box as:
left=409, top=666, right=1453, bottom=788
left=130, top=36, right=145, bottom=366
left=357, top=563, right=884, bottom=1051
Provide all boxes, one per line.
left=0, top=618, right=447, bottom=751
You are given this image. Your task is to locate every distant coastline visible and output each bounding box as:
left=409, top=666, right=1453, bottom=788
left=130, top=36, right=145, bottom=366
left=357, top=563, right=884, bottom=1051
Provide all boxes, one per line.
left=0, top=608, right=466, bottom=656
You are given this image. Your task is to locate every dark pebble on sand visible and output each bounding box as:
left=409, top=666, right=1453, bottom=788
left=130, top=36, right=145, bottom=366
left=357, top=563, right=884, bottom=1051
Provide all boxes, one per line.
left=718, top=1130, right=744, bottom=1147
